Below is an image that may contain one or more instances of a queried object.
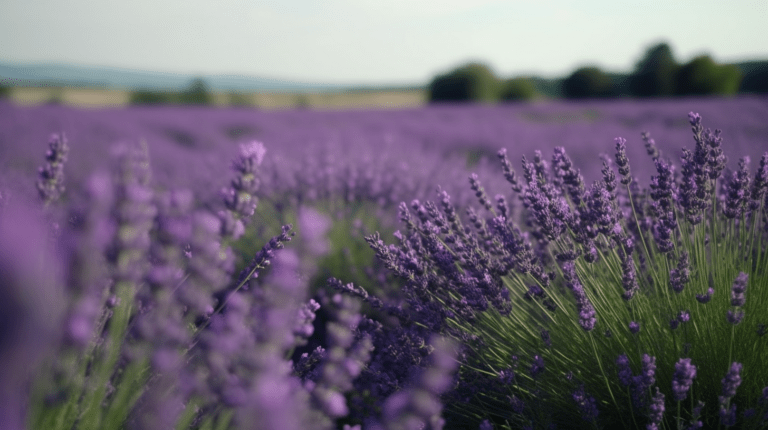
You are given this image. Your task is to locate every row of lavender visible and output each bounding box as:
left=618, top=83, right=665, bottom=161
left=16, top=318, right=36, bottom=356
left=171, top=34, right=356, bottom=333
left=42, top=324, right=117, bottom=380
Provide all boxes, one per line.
left=1, top=132, right=459, bottom=430
left=1, top=97, right=767, bottom=429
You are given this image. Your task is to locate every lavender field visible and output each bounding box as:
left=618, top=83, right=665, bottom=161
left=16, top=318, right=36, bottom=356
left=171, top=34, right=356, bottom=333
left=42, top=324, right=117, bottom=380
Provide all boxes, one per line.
left=1, top=95, right=768, bottom=430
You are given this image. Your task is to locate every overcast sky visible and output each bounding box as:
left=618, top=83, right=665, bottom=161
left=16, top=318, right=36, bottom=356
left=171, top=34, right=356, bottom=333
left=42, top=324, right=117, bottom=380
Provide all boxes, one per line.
left=1, top=0, right=766, bottom=85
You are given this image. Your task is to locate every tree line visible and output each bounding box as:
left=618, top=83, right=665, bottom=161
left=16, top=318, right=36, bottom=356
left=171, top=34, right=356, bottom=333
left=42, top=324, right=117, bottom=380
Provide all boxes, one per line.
left=428, top=43, right=768, bottom=103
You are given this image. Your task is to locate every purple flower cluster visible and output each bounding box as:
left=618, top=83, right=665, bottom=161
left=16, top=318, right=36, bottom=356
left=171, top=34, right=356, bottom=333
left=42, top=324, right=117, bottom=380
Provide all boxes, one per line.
left=616, top=353, right=657, bottom=411
left=719, top=362, right=743, bottom=427
left=726, top=272, right=748, bottom=325
left=671, top=358, right=697, bottom=401
left=36, top=132, right=69, bottom=206
left=723, top=157, right=751, bottom=219
left=572, top=384, right=599, bottom=422
left=669, top=251, right=690, bottom=293
left=220, top=140, right=266, bottom=239
left=562, top=262, right=597, bottom=331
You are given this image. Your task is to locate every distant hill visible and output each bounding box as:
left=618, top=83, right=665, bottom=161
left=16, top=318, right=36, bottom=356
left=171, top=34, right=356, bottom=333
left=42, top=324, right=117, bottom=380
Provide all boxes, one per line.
left=0, top=62, right=424, bottom=92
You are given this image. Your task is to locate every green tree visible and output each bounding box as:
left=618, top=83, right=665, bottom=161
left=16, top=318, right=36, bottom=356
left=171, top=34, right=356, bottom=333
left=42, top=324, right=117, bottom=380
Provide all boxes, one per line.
left=675, top=55, right=742, bottom=96
left=0, top=82, right=10, bottom=99
left=178, top=77, right=213, bottom=105
left=428, top=63, right=500, bottom=103
left=738, top=61, right=768, bottom=94
left=129, top=89, right=175, bottom=105
left=630, top=42, right=678, bottom=97
left=499, top=77, right=537, bottom=102
left=562, top=66, right=614, bottom=99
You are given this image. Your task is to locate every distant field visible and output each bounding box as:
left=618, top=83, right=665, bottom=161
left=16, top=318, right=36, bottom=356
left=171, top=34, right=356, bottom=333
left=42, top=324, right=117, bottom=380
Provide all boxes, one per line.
left=7, top=86, right=428, bottom=109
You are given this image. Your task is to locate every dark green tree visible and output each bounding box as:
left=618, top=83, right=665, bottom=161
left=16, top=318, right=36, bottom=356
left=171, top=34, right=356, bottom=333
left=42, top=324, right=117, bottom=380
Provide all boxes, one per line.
left=562, top=67, right=614, bottom=99
left=739, top=62, right=768, bottom=94
left=129, top=89, right=175, bottom=105
left=428, top=63, right=500, bottom=103
left=630, top=42, right=678, bottom=97
left=499, top=77, right=537, bottom=102
left=675, top=55, right=742, bottom=96
left=178, top=77, right=214, bottom=105
left=0, top=82, right=10, bottom=99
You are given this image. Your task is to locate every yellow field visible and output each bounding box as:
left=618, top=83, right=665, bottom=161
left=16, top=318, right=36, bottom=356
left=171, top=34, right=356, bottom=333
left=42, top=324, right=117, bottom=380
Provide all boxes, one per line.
left=7, top=86, right=427, bottom=110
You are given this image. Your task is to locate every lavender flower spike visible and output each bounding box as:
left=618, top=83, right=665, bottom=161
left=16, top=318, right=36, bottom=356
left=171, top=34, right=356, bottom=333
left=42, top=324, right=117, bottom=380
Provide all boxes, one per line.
left=730, top=272, right=748, bottom=307
left=562, top=261, right=597, bottom=331
left=721, top=362, right=743, bottom=398
left=719, top=362, right=743, bottom=427
left=670, top=252, right=691, bottom=293
left=726, top=272, right=748, bottom=325
left=572, top=384, right=599, bottom=422
left=616, top=354, right=633, bottom=386
left=672, top=358, right=697, bottom=401
left=749, top=152, right=768, bottom=210
left=648, top=387, right=665, bottom=430
left=221, top=140, right=267, bottom=239
left=36, top=132, right=70, bottom=205
left=614, top=137, right=631, bottom=185
left=723, top=157, right=751, bottom=219
left=696, top=287, right=714, bottom=304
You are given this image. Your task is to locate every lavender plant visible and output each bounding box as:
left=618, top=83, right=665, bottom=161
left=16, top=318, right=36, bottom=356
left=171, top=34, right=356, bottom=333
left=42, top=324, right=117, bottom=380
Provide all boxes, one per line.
left=351, top=112, right=768, bottom=429
left=13, top=128, right=459, bottom=430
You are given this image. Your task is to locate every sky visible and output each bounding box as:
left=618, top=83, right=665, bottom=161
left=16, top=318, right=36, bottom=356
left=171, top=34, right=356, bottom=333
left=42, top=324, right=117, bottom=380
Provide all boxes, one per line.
left=1, top=0, right=766, bottom=85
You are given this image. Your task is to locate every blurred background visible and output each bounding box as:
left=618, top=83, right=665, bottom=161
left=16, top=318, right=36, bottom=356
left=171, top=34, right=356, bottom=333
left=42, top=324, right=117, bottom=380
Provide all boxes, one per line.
left=1, top=0, right=766, bottom=109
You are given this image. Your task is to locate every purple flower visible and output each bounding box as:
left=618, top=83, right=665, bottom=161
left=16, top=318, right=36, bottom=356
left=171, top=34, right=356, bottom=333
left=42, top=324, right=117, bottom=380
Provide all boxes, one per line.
left=220, top=140, right=266, bottom=239
left=562, top=262, right=597, bottom=331
left=293, top=299, right=320, bottom=346
left=648, top=387, right=665, bottom=428
left=638, top=354, right=657, bottom=389
left=672, top=358, right=697, bottom=401
left=552, top=146, right=585, bottom=206
left=380, top=336, right=457, bottom=430
left=679, top=148, right=707, bottom=225
left=722, top=362, right=743, bottom=398
left=540, top=329, right=551, bottom=348
left=685, top=401, right=705, bottom=430
left=572, top=384, right=599, bottom=422
left=524, top=182, right=566, bottom=240
left=641, top=131, right=660, bottom=160
left=616, top=354, right=633, bottom=386
left=696, top=287, right=714, bottom=304
left=704, top=128, right=726, bottom=180
left=629, top=321, right=640, bottom=334
left=731, top=272, right=748, bottom=307
left=479, top=419, right=494, bottom=430
left=585, top=181, right=618, bottom=237
left=495, top=194, right=509, bottom=220
left=670, top=252, right=691, bottom=293
left=619, top=248, right=638, bottom=300
left=497, top=148, right=523, bottom=193
left=749, top=152, right=768, bottom=210
left=469, top=173, right=493, bottom=211
left=529, top=354, right=545, bottom=378
left=727, top=309, right=745, bottom=325
left=36, top=132, right=70, bottom=205
left=614, top=137, right=632, bottom=185
left=723, top=157, right=751, bottom=219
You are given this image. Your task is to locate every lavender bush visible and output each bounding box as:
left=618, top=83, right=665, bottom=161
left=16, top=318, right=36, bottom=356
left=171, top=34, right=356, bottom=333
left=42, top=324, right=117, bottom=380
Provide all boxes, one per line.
left=1, top=98, right=767, bottom=429
left=347, top=112, right=768, bottom=429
